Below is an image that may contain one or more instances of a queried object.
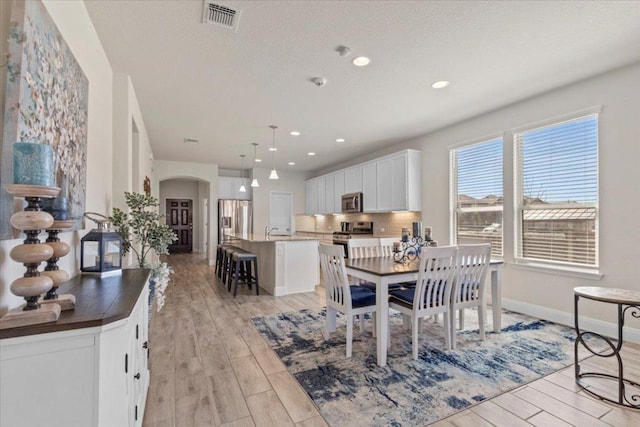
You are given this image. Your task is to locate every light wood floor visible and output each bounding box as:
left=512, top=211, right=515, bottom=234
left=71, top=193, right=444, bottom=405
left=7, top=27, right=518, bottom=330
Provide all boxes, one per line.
left=143, top=253, right=640, bottom=427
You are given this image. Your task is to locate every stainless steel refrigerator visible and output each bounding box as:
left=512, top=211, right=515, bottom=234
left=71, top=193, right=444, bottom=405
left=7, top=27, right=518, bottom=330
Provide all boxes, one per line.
left=218, top=200, right=253, bottom=243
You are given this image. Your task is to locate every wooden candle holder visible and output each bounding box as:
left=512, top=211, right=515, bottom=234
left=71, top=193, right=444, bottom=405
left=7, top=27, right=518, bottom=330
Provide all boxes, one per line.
left=40, top=220, right=76, bottom=311
left=0, top=184, right=62, bottom=329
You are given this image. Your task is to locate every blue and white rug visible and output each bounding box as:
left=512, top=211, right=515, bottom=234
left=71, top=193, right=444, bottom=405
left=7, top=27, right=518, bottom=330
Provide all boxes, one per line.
left=252, top=308, right=585, bottom=427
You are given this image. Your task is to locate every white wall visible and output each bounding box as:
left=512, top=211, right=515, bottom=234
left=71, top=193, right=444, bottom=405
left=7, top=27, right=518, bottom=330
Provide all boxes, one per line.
left=154, top=160, right=218, bottom=264
left=251, top=167, right=307, bottom=237
left=0, top=1, right=114, bottom=314
left=112, top=73, right=153, bottom=209
left=159, top=179, right=201, bottom=252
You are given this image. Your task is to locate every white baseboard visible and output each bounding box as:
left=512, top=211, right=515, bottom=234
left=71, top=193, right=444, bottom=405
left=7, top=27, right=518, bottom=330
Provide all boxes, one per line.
left=502, top=298, right=640, bottom=344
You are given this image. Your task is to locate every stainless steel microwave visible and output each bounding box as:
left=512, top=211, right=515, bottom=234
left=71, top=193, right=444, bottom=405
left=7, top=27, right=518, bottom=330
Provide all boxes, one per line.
left=341, top=192, right=363, bottom=213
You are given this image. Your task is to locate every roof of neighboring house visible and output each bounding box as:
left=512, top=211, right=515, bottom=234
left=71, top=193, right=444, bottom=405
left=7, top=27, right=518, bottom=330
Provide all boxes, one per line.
left=523, top=207, right=596, bottom=221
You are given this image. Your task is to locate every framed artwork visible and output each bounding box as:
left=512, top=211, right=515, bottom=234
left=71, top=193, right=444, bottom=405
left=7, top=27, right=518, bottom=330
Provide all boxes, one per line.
left=1, top=0, right=89, bottom=239
left=144, top=176, right=151, bottom=195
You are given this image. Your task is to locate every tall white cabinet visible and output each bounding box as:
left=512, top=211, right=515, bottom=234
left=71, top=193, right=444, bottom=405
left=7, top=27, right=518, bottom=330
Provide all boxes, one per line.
left=0, top=269, right=150, bottom=427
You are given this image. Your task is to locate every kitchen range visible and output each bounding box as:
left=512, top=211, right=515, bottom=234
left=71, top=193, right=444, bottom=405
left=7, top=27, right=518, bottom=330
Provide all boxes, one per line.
left=332, top=221, right=374, bottom=257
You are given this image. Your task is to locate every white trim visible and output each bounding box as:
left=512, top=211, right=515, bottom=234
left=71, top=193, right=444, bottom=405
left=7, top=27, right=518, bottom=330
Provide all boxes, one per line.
left=447, top=131, right=505, bottom=150
left=511, top=105, right=602, bottom=134
left=502, top=298, right=640, bottom=344
left=511, top=260, right=603, bottom=280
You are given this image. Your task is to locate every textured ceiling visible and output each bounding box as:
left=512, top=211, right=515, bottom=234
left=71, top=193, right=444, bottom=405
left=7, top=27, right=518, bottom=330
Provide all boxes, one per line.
left=84, top=0, right=640, bottom=173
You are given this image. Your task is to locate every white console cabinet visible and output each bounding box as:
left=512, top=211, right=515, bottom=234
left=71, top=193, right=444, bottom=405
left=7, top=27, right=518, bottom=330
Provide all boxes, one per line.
left=0, top=269, right=150, bottom=427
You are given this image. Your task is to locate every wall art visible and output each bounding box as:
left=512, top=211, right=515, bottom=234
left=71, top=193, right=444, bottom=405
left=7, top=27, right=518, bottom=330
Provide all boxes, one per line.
left=1, top=0, right=88, bottom=239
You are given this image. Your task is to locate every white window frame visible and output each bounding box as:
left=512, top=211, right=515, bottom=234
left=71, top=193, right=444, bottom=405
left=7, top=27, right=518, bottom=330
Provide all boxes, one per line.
left=449, top=133, right=504, bottom=258
left=512, top=106, right=601, bottom=274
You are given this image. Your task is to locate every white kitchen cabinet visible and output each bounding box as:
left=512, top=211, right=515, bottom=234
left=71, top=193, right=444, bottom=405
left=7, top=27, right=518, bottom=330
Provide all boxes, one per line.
left=389, top=150, right=422, bottom=211
left=305, top=178, right=318, bottom=215
left=325, top=173, right=335, bottom=214
left=362, top=162, right=377, bottom=212
left=344, top=165, right=363, bottom=194
left=0, top=269, right=150, bottom=427
left=377, top=158, right=393, bottom=211
left=304, top=149, right=421, bottom=214
left=218, top=177, right=251, bottom=200
left=333, top=171, right=345, bottom=214
left=317, top=176, right=326, bottom=214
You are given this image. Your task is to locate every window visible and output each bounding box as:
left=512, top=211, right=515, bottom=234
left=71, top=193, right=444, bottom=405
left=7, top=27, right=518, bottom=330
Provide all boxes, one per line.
left=514, top=112, right=598, bottom=268
left=450, top=137, right=503, bottom=257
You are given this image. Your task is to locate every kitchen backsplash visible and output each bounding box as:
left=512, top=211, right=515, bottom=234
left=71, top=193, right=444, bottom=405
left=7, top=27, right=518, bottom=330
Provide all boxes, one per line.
left=295, top=212, right=424, bottom=237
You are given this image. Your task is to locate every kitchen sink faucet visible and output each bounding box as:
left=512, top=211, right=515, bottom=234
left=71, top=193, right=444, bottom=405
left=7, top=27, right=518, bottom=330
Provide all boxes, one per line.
left=265, top=226, right=278, bottom=239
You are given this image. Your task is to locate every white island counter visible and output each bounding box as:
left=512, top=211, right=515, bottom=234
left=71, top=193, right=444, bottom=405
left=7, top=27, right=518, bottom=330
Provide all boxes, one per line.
left=225, top=233, right=320, bottom=296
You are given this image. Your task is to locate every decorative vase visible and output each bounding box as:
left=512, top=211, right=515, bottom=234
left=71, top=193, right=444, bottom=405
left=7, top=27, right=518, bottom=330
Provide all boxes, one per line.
left=13, top=142, right=55, bottom=187
left=41, top=196, right=69, bottom=220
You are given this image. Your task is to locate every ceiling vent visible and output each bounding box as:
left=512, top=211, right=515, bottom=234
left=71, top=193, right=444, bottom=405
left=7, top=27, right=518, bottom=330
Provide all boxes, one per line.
left=202, top=2, right=241, bottom=31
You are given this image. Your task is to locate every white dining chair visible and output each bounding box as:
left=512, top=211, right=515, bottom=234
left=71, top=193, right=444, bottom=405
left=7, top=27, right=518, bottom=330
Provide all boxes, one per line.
left=388, top=246, right=458, bottom=359
left=349, top=238, right=403, bottom=292
left=347, top=238, right=382, bottom=259
left=319, top=243, right=377, bottom=357
left=378, top=237, right=397, bottom=256
left=450, top=243, right=491, bottom=349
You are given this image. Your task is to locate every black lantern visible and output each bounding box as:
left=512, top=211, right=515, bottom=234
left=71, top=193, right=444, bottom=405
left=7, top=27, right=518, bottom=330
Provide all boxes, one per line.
left=81, top=212, right=123, bottom=276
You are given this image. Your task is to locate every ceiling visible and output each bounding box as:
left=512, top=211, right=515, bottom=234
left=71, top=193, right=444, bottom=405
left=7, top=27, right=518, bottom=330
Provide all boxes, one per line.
left=84, top=1, right=640, bottom=174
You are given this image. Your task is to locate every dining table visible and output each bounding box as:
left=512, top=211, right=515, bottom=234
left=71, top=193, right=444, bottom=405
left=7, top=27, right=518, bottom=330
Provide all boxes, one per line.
left=344, top=256, right=504, bottom=367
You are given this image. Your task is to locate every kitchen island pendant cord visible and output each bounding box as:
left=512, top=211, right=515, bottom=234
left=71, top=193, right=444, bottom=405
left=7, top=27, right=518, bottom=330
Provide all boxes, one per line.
left=269, top=125, right=279, bottom=180
left=239, top=155, right=247, bottom=192
left=251, top=143, right=259, bottom=187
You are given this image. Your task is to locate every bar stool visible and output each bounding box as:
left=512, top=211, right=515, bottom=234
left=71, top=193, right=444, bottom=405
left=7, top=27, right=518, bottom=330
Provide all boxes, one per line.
left=221, top=246, right=240, bottom=286
left=229, top=251, right=259, bottom=297
left=215, top=244, right=227, bottom=278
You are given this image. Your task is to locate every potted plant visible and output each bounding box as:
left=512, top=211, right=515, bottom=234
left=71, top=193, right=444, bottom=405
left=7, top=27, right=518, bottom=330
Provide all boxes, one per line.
left=109, top=192, right=177, bottom=312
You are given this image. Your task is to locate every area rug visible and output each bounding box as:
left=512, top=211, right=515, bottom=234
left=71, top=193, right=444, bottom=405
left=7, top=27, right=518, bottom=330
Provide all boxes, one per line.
left=252, top=308, right=586, bottom=427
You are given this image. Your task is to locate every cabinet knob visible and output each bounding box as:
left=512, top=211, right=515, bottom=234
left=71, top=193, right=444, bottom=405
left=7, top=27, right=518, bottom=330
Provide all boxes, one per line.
left=134, top=373, right=141, bottom=380
left=143, top=341, right=148, bottom=349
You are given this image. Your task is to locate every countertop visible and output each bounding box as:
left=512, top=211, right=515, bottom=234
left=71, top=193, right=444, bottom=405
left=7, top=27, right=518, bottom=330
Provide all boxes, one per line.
left=226, top=233, right=319, bottom=243
left=0, top=268, right=150, bottom=340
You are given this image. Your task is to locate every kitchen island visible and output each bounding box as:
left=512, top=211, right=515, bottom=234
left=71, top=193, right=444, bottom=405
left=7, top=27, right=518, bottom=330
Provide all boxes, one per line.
left=225, top=233, right=320, bottom=296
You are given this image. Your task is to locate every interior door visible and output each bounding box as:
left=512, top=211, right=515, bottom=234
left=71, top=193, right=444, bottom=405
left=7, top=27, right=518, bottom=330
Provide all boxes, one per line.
left=269, top=191, right=292, bottom=235
left=166, top=199, right=193, bottom=253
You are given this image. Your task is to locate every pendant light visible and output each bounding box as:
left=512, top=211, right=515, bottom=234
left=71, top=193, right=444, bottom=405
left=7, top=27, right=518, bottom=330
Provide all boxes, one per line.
left=269, top=125, right=279, bottom=180
left=251, top=143, right=260, bottom=187
left=239, top=154, right=247, bottom=192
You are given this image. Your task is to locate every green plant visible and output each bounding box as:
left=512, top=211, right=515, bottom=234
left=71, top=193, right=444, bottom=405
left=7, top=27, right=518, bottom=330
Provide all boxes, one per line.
left=109, top=192, right=177, bottom=268
left=110, top=192, right=177, bottom=312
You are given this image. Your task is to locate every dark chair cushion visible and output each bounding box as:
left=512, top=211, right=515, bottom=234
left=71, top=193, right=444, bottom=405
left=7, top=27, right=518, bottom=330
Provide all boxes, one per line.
left=389, top=284, right=447, bottom=308
left=397, top=281, right=417, bottom=288
left=359, top=281, right=403, bottom=292
left=351, top=288, right=376, bottom=308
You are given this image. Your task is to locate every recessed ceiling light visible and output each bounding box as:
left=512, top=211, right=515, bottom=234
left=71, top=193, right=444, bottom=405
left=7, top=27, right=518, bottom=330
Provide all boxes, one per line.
left=307, top=152, right=316, bottom=156
left=184, top=138, right=199, bottom=144
left=352, top=56, right=370, bottom=67
left=288, top=162, right=295, bottom=166
left=290, top=131, right=300, bottom=136
left=255, top=158, right=262, bottom=162
left=431, top=80, right=450, bottom=89
left=336, top=138, right=345, bottom=143
left=269, top=147, right=277, bottom=152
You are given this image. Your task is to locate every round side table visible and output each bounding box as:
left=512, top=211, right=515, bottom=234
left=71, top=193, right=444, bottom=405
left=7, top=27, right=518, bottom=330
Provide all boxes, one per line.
left=574, top=286, right=640, bottom=409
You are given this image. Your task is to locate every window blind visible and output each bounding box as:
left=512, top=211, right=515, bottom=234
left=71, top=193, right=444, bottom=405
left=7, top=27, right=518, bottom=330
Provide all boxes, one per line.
left=515, top=114, right=598, bottom=267
left=451, top=137, right=503, bottom=257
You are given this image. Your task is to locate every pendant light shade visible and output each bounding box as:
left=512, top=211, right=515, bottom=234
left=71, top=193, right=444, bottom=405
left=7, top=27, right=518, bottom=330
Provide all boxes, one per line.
left=269, top=125, right=279, bottom=180
left=239, top=155, right=247, bottom=192
left=251, top=143, right=259, bottom=187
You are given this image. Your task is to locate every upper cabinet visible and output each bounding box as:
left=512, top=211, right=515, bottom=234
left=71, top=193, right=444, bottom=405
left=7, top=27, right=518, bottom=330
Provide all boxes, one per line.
left=344, top=166, right=363, bottom=194
left=218, top=177, right=251, bottom=200
left=362, top=162, right=377, bottom=212
left=304, top=149, right=422, bottom=214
